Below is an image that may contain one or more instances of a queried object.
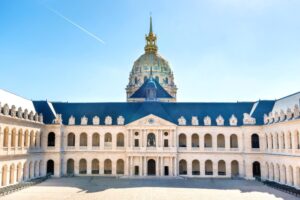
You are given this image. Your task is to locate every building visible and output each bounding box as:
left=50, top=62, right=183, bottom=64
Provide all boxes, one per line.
left=0, top=17, right=300, bottom=189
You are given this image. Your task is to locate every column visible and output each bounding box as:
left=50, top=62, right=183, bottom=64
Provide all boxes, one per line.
left=130, top=156, right=133, bottom=176
left=156, top=157, right=159, bottom=176
left=139, top=156, right=143, bottom=176
left=170, top=157, right=173, bottom=176
left=87, top=159, right=91, bottom=175
left=161, top=157, right=164, bottom=176
left=75, top=133, right=80, bottom=150
left=226, top=161, right=231, bottom=177
left=212, top=134, right=217, bottom=151
left=144, top=156, right=147, bottom=176
left=225, top=134, right=230, bottom=151
left=125, top=156, right=129, bottom=176
left=174, top=156, right=178, bottom=176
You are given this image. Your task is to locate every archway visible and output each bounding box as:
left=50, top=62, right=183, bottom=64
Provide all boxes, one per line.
left=79, top=159, right=87, bottom=174
left=192, top=160, right=200, bottom=175
left=252, top=161, right=261, bottom=178
left=217, top=134, right=225, bottom=148
left=117, top=133, right=124, bottom=147
left=92, top=159, right=99, bottom=174
left=204, top=134, right=212, bottom=148
left=230, top=134, right=238, bottom=148
left=191, top=134, right=199, bottom=148
left=116, top=159, right=124, bottom=174
left=251, top=134, right=260, bottom=148
left=2, top=165, right=7, bottom=186
left=179, top=159, right=187, bottom=175
left=80, top=133, right=87, bottom=147
left=147, top=159, right=156, bottom=175
left=205, top=160, right=213, bottom=175
left=67, top=159, right=74, bottom=175
left=92, top=133, right=100, bottom=147
left=231, top=160, right=239, bottom=177
left=218, top=160, right=226, bottom=175
left=47, top=160, right=54, bottom=175
left=67, top=133, right=75, bottom=146
left=104, top=159, right=112, bottom=174
left=47, top=132, right=55, bottom=147
left=9, top=164, right=15, bottom=185
left=147, top=133, right=156, bottom=147
left=178, top=134, right=186, bottom=147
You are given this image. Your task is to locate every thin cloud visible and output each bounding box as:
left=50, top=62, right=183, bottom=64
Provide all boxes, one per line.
left=43, top=4, right=105, bottom=45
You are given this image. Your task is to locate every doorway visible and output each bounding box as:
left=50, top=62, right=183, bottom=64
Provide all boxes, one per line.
left=147, top=159, right=156, bottom=175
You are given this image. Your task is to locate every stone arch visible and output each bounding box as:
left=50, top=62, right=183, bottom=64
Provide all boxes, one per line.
left=217, top=134, right=225, bottom=148
left=265, top=162, right=269, bottom=179
left=17, top=162, right=22, bottom=182
left=9, top=164, right=15, bottom=185
left=191, top=134, right=199, bottom=148
left=104, top=159, right=112, bottom=174
left=67, top=132, right=75, bottom=146
left=204, top=134, right=212, bottom=148
left=18, top=129, right=23, bottom=147
left=23, top=162, right=28, bottom=181
left=286, top=131, right=292, bottom=149
left=270, top=163, right=275, bottom=180
left=39, top=160, right=43, bottom=177
left=294, top=130, right=300, bottom=149
left=178, top=133, right=186, bottom=147
left=179, top=159, right=187, bottom=175
left=105, top=133, right=112, bottom=142
left=47, top=132, right=55, bottom=147
left=275, top=163, right=280, bottom=182
left=281, top=165, right=287, bottom=184
left=281, top=131, right=285, bottom=149
left=91, top=159, right=99, bottom=174
left=147, top=133, right=156, bottom=147
left=3, top=127, right=9, bottom=147
left=30, top=130, right=35, bottom=148
left=92, top=132, right=100, bottom=147
left=116, top=159, right=124, bottom=174
left=192, top=160, right=200, bottom=175
left=251, top=134, right=260, bottom=148
left=24, top=130, right=29, bottom=147
left=29, top=161, right=34, bottom=179
left=231, top=160, right=239, bottom=177
left=205, top=160, right=213, bottom=175
left=79, top=159, right=87, bottom=174
left=67, top=159, right=74, bottom=175
left=117, top=133, right=125, bottom=147
left=80, top=132, right=87, bottom=146
left=147, top=159, right=156, bottom=175
left=296, top=167, right=300, bottom=187
left=1, top=164, right=8, bottom=186
left=218, top=160, right=226, bottom=175
left=252, top=161, right=261, bottom=178
left=230, top=134, right=238, bottom=148
left=47, top=160, right=54, bottom=175
left=288, top=165, right=294, bottom=186
left=11, top=128, right=16, bottom=148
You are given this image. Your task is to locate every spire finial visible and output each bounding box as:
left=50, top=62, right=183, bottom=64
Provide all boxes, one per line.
left=144, top=15, right=158, bottom=54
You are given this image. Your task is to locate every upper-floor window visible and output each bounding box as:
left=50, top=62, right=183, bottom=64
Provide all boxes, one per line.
left=251, top=134, right=260, bottom=148
left=47, top=132, right=55, bottom=147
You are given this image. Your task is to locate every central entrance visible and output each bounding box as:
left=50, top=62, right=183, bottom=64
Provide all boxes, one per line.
left=147, top=159, right=156, bottom=176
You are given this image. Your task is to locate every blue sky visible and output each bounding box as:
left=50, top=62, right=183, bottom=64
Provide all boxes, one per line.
left=1, top=0, right=300, bottom=102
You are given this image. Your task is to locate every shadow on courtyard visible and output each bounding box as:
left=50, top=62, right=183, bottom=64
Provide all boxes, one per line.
left=35, top=176, right=294, bottom=199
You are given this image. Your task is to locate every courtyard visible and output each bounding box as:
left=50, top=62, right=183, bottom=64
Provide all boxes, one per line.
left=1, top=177, right=298, bottom=200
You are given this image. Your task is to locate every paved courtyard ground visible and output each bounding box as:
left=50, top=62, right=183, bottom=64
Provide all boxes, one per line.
left=1, top=177, right=298, bottom=200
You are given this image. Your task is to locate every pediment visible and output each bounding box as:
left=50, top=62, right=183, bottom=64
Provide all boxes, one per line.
left=127, top=114, right=176, bottom=127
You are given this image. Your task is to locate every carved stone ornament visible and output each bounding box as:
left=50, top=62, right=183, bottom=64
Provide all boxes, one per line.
left=294, top=104, right=300, bottom=118
left=204, top=116, right=211, bottom=126
left=268, top=112, right=273, bottom=123
left=274, top=112, right=279, bottom=122
left=3, top=104, right=9, bottom=115
left=69, top=115, right=75, bottom=125
left=11, top=105, right=16, bottom=117
left=53, top=114, right=62, bottom=124
left=81, top=116, right=88, bottom=125
left=263, top=114, right=269, bottom=124
left=216, top=115, right=224, bottom=126
left=243, top=113, right=256, bottom=125
left=39, top=113, right=43, bottom=123
left=34, top=112, right=39, bottom=121
left=17, top=107, right=23, bottom=118
left=29, top=111, right=34, bottom=120
left=105, top=116, right=112, bottom=125
left=229, top=114, right=237, bottom=126
left=286, top=108, right=292, bottom=120
left=93, top=116, right=100, bottom=125
left=24, top=109, right=28, bottom=120
left=279, top=110, right=286, bottom=121
left=178, top=116, right=186, bottom=125
left=191, top=116, right=199, bottom=126
left=117, top=116, right=125, bottom=125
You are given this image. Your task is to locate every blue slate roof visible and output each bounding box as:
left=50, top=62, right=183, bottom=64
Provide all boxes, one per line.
left=130, top=78, right=173, bottom=99
left=32, top=100, right=276, bottom=126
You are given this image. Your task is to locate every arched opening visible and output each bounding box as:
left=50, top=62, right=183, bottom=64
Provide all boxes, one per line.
left=230, top=134, right=238, bottom=148
left=252, top=161, right=261, bottom=178
left=29, top=161, right=33, bottom=179
left=179, top=159, right=187, bottom=175
left=30, top=131, right=34, bottom=148
left=178, top=134, right=186, bottom=147
left=92, top=159, right=99, bottom=174
left=79, top=159, right=87, bottom=174
left=24, top=130, right=29, bottom=147
left=217, top=134, right=225, bottom=148
left=3, top=128, right=9, bottom=147
left=117, top=133, right=124, bottom=147
left=296, top=167, right=300, bottom=187
left=192, top=160, right=200, bottom=175
left=117, top=159, right=124, bottom=174
left=47, top=160, right=54, bottom=175
left=231, top=160, right=239, bottom=177
left=92, top=133, right=100, bottom=147
left=288, top=166, right=294, bottom=186
left=104, top=159, right=112, bottom=174
left=105, top=133, right=112, bottom=147
left=11, top=129, right=16, bottom=148
left=39, top=161, right=43, bottom=177
left=67, top=159, right=74, bottom=175
left=80, top=132, right=87, bottom=146
left=275, top=164, right=280, bottom=182
left=147, top=133, right=156, bottom=147
left=218, top=160, right=226, bottom=175
left=17, top=163, right=22, bottom=182
left=251, top=134, right=260, bottom=148
left=205, top=160, right=213, bottom=175
left=18, top=129, right=23, bottom=147
left=147, top=159, right=156, bottom=175
left=265, top=162, right=269, bottom=179
left=23, top=162, right=28, bottom=181
left=34, top=161, right=39, bottom=177
left=67, top=133, right=75, bottom=146
left=9, top=164, right=15, bottom=184
left=281, top=165, right=287, bottom=184
left=47, top=132, right=55, bottom=147
left=204, top=134, right=212, bottom=148
left=294, top=130, right=300, bottom=149
left=1, top=165, right=7, bottom=186
left=191, top=134, right=199, bottom=148
left=270, top=163, right=274, bottom=180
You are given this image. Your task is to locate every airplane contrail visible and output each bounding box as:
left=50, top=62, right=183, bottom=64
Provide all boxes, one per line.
left=43, top=4, right=105, bottom=45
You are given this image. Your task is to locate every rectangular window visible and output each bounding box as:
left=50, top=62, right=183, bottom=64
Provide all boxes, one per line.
left=164, top=139, right=168, bottom=147
left=135, top=139, right=139, bottom=147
